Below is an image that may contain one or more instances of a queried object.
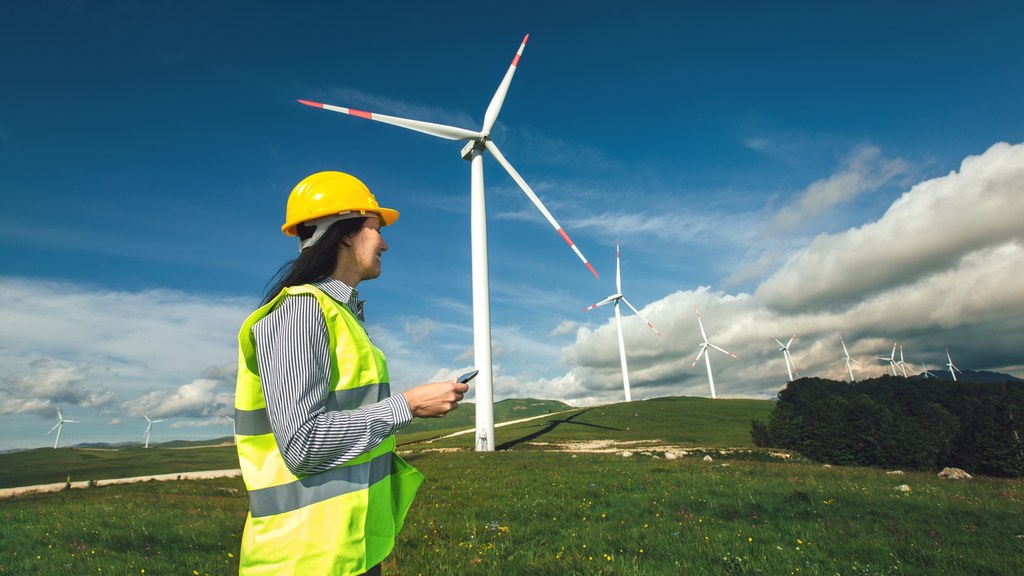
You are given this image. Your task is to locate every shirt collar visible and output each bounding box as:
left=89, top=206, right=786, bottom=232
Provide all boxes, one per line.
left=313, top=277, right=364, bottom=321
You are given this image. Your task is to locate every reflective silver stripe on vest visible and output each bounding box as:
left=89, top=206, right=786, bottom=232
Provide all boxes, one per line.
left=248, top=451, right=392, bottom=518
left=235, top=383, right=390, bottom=436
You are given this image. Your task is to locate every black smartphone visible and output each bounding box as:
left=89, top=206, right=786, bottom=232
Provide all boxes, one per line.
left=457, top=369, right=479, bottom=384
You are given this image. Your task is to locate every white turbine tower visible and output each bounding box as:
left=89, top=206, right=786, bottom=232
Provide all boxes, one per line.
left=690, top=307, right=738, bottom=399
left=945, top=348, right=962, bottom=381
left=144, top=415, right=166, bottom=449
left=47, top=407, right=78, bottom=449
left=878, top=342, right=898, bottom=376
left=583, top=241, right=661, bottom=402
left=299, top=35, right=598, bottom=452
left=772, top=335, right=798, bottom=382
left=839, top=335, right=861, bottom=382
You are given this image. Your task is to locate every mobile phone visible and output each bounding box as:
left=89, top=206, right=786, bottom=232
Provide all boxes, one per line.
left=457, top=369, right=479, bottom=384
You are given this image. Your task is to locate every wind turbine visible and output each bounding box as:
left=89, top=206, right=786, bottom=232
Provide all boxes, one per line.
left=895, top=344, right=911, bottom=377
left=690, top=307, right=738, bottom=399
left=945, top=348, right=962, bottom=381
left=583, top=241, right=661, bottom=402
left=839, top=334, right=861, bottom=382
left=47, top=407, right=78, bottom=449
left=878, top=342, right=898, bottom=376
left=299, top=35, right=598, bottom=452
left=143, top=415, right=166, bottom=449
left=919, top=359, right=935, bottom=379
left=772, top=335, right=798, bottom=382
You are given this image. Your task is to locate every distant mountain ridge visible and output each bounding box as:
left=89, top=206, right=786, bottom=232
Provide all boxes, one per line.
left=909, top=369, right=1023, bottom=383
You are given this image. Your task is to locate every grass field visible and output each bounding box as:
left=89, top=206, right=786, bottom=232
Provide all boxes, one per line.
left=2, top=396, right=1022, bottom=575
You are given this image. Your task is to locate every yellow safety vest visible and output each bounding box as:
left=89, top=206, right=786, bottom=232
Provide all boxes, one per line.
left=234, top=284, right=423, bottom=575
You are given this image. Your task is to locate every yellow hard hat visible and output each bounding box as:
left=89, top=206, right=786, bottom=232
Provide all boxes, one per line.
left=282, top=171, right=399, bottom=236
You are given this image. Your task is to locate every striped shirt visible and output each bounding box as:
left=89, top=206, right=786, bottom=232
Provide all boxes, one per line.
left=252, top=277, right=413, bottom=476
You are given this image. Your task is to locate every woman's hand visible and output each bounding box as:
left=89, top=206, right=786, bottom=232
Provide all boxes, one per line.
left=401, top=378, right=470, bottom=418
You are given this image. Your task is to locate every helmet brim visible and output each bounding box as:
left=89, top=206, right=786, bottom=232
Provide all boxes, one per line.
left=282, top=207, right=400, bottom=236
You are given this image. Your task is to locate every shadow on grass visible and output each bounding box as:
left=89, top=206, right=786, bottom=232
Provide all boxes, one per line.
left=496, top=409, right=620, bottom=451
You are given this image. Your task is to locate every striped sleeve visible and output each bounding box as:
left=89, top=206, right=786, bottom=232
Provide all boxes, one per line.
left=252, top=294, right=413, bottom=476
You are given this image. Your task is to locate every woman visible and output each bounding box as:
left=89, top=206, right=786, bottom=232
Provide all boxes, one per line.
left=234, top=171, right=468, bottom=575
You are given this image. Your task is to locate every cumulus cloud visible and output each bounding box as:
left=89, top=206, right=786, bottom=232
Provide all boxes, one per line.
left=121, top=376, right=234, bottom=420
left=549, top=320, right=578, bottom=337
left=757, top=142, right=1024, bottom=312
left=0, top=278, right=249, bottom=419
left=0, top=359, right=114, bottom=417
left=541, top=142, right=1024, bottom=404
left=771, top=146, right=911, bottom=231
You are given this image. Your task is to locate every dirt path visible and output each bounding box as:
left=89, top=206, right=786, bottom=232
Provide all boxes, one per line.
left=0, top=468, right=241, bottom=499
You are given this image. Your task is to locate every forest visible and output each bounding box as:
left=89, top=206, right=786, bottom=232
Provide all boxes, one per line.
left=752, top=375, right=1024, bottom=477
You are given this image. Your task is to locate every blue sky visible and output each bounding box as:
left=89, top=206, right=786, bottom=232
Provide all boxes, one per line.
left=2, top=1, right=1022, bottom=449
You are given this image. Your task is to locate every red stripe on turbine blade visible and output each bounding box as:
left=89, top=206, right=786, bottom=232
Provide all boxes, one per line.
left=349, top=109, right=372, bottom=119
left=555, top=228, right=600, bottom=278
left=512, top=54, right=521, bottom=67
left=523, top=34, right=529, bottom=44
left=297, top=99, right=324, bottom=108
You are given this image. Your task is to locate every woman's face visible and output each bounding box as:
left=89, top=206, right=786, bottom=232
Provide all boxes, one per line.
left=346, top=216, right=389, bottom=283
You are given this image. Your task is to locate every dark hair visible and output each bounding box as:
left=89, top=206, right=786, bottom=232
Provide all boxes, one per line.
left=262, top=217, right=369, bottom=305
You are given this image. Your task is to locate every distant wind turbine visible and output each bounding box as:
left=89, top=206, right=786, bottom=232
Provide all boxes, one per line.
left=839, top=335, right=861, bottom=382
left=299, top=35, right=598, bottom=452
left=583, top=241, right=661, bottom=402
left=895, top=344, right=911, bottom=378
left=946, top=348, right=962, bottom=381
left=690, top=307, right=738, bottom=399
left=878, top=342, right=898, bottom=376
left=47, top=407, right=78, bottom=449
left=772, top=335, right=798, bottom=382
left=919, top=359, right=935, bottom=379
left=144, top=415, right=166, bottom=449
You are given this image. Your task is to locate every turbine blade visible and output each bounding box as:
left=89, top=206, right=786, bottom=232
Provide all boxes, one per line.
left=483, top=140, right=599, bottom=278
left=709, top=343, right=738, bottom=359
left=48, top=422, right=60, bottom=434
left=615, top=241, right=622, bottom=294
left=481, top=34, right=529, bottom=135
left=773, top=337, right=785, bottom=348
left=620, top=297, right=661, bottom=336
left=298, top=100, right=483, bottom=141
left=583, top=295, right=617, bottom=311
left=691, top=345, right=707, bottom=367
left=695, top=308, right=709, bottom=342
left=787, top=335, right=796, bottom=348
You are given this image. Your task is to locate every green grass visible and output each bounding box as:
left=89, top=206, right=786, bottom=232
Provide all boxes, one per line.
left=2, top=452, right=1021, bottom=575
left=398, top=398, right=572, bottom=438
left=0, top=445, right=239, bottom=489
left=2, top=396, right=1022, bottom=575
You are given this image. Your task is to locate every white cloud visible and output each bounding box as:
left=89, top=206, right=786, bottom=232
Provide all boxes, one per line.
left=549, top=320, right=578, bottom=337
left=120, top=376, right=235, bottom=420
left=536, top=142, right=1024, bottom=404
left=0, top=359, right=114, bottom=417
left=0, top=278, right=250, bottom=418
left=771, top=146, right=911, bottom=231
left=757, top=142, right=1024, bottom=312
